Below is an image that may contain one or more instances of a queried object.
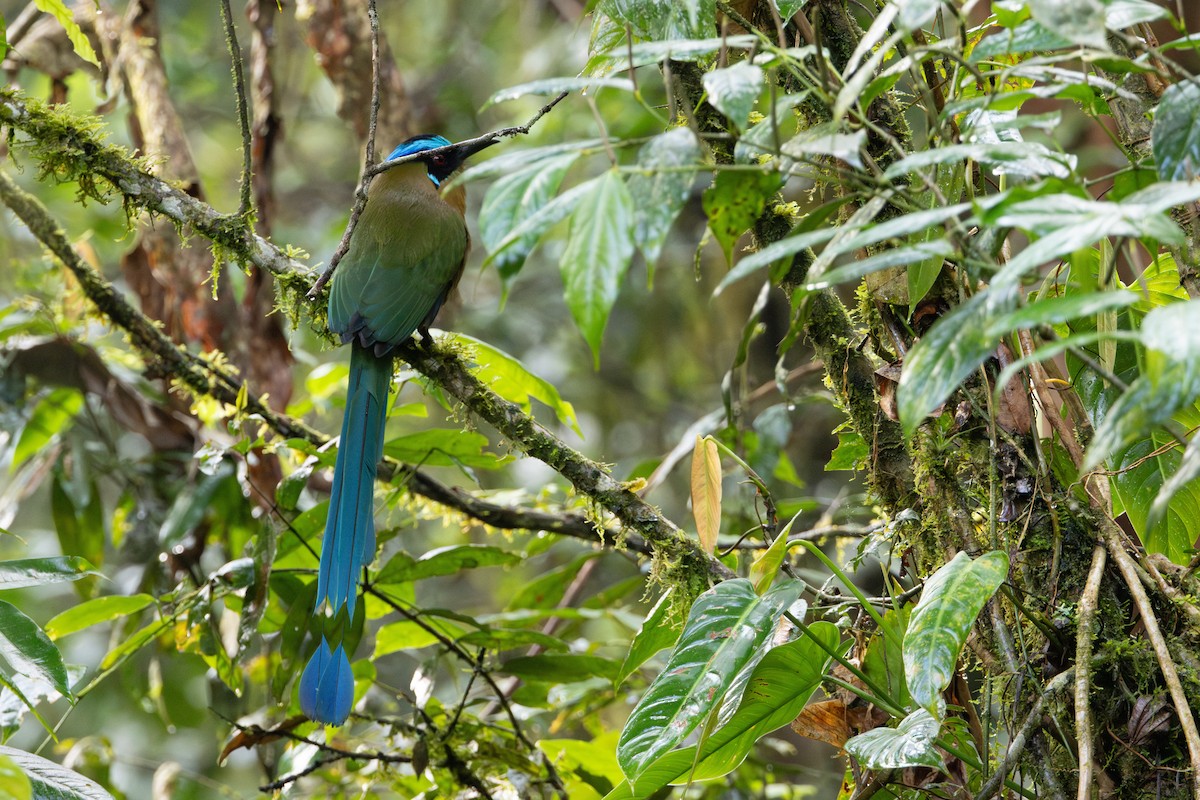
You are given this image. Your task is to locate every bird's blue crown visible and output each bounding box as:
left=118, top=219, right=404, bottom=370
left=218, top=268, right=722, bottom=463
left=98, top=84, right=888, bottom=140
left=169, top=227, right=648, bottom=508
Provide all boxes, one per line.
left=386, top=135, right=452, bottom=162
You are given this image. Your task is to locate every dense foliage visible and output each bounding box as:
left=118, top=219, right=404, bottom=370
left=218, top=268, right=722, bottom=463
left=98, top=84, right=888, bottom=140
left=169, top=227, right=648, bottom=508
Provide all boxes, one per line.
left=2, top=0, right=1200, bottom=798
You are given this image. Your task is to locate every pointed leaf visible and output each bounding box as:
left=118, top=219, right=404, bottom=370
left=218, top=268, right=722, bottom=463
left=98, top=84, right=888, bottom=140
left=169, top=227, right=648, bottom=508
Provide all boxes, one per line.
left=703, top=169, right=783, bottom=265
left=702, top=63, right=764, bottom=131
left=45, top=595, right=154, bottom=640
left=690, top=436, right=722, bottom=554
left=561, top=170, right=636, bottom=365
left=626, top=128, right=702, bottom=267
left=382, top=429, right=509, bottom=469
left=616, top=578, right=804, bottom=782
left=606, top=621, right=838, bottom=798
left=480, top=153, right=579, bottom=280
left=0, top=601, right=71, bottom=698
left=1027, top=0, right=1108, bottom=50
left=845, top=708, right=945, bottom=770
left=32, top=0, right=100, bottom=67
left=1153, top=80, right=1200, bottom=181
left=376, top=545, right=520, bottom=584
left=0, top=558, right=97, bottom=590
left=618, top=590, right=684, bottom=687
left=898, top=289, right=1139, bottom=435
left=781, top=123, right=866, bottom=169
left=12, top=388, right=82, bottom=472
left=750, top=522, right=793, bottom=595
left=486, top=76, right=635, bottom=107
left=904, top=551, right=1008, bottom=716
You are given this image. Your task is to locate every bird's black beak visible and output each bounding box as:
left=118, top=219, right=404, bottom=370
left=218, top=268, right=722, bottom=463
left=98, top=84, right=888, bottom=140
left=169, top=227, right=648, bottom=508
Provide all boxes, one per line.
left=448, top=136, right=500, bottom=168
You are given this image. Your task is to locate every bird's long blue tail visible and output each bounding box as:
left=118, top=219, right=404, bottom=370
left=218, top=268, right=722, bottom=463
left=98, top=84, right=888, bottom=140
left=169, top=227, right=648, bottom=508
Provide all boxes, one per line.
left=300, top=344, right=391, bottom=725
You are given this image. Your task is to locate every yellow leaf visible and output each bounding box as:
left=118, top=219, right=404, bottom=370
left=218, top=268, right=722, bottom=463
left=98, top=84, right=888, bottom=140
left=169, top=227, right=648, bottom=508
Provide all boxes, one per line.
left=690, top=435, right=722, bottom=553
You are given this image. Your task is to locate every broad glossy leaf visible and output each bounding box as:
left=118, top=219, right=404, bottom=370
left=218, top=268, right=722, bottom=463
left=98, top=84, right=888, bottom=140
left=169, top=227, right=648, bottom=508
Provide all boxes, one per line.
left=452, top=332, right=582, bottom=436
left=0, top=744, right=113, bottom=800
left=1148, top=433, right=1200, bottom=537
left=12, top=388, right=82, bottom=472
left=376, top=545, right=520, bottom=584
left=382, top=429, right=509, bottom=469
left=898, top=288, right=1138, bottom=435
left=45, top=595, right=154, bottom=640
left=703, top=169, right=783, bottom=265
left=616, top=578, right=805, bottom=782
left=703, top=63, right=763, bottom=131
left=626, top=128, right=702, bottom=268
left=561, top=169, right=636, bottom=365
left=862, top=604, right=912, bottom=710
left=617, top=589, right=683, bottom=686
left=606, top=621, right=838, bottom=798
left=1152, top=81, right=1200, bottom=181
left=1027, top=0, right=1108, bottom=49
left=883, top=141, right=1074, bottom=180
left=0, top=601, right=71, bottom=697
left=486, top=76, right=635, bottom=107
left=480, top=153, right=578, bottom=280
left=690, top=436, right=722, bottom=554
left=781, top=123, right=865, bottom=169
left=904, top=551, right=1008, bottom=716
left=457, top=139, right=604, bottom=184
left=0, top=557, right=97, bottom=591
left=845, top=708, right=944, bottom=769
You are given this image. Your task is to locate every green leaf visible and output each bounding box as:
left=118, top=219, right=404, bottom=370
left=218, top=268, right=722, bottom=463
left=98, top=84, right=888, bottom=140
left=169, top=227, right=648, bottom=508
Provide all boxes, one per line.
left=862, top=603, right=912, bottom=709
left=782, top=122, right=866, bottom=169
left=484, top=175, right=599, bottom=269
left=32, top=0, right=100, bottom=67
left=508, top=552, right=601, bottom=611
left=617, top=590, right=683, bottom=687
left=897, top=288, right=1139, bottom=435
left=883, top=141, right=1074, bottom=181
left=774, top=0, right=806, bottom=19
left=44, top=595, right=153, bottom=640
left=702, top=62, right=763, bottom=131
left=703, top=169, right=783, bottom=265
left=826, top=427, right=868, bottom=471
left=625, top=128, right=702, bottom=268
left=561, top=169, right=636, bottom=366
left=593, top=36, right=758, bottom=72
left=0, top=753, right=32, bottom=800
left=0, top=558, right=97, bottom=591
left=451, top=332, right=582, bottom=436
left=1027, top=0, right=1108, bottom=50
left=382, top=429, right=509, bottom=469
left=0, top=601, right=71, bottom=698
left=0, top=15, right=9, bottom=62
left=895, top=0, right=942, bottom=31
left=904, top=551, right=1008, bottom=716
left=605, top=621, right=838, bottom=798
left=456, top=628, right=569, bottom=652
left=12, top=389, right=82, bottom=473
left=372, top=620, right=459, bottom=656
left=845, top=708, right=945, bottom=770
left=1148, top=433, right=1200, bottom=537
left=486, top=77, right=635, bottom=107
left=376, top=545, right=521, bottom=584
left=749, top=522, right=793, bottom=595
left=0, top=745, right=113, bottom=800
left=616, top=578, right=804, bottom=782
left=690, top=436, right=722, bottom=554
left=502, top=653, right=621, bottom=683
left=480, top=153, right=579, bottom=281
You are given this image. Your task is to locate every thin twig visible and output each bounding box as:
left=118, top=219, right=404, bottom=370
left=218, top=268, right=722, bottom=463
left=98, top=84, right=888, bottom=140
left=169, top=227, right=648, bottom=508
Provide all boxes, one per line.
left=977, top=667, right=1076, bottom=800
left=1075, top=542, right=1107, bottom=800
left=219, top=0, right=254, bottom=219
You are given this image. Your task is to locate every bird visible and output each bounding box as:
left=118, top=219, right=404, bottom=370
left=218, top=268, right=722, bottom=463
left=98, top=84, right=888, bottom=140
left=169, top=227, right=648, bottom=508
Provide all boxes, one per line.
left=299, top=133, right=497, bottom=725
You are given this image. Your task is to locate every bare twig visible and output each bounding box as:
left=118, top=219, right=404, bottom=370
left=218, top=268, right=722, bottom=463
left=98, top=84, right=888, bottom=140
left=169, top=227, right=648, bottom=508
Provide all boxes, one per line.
left=1075, top=543, right=1107, bottom=800
left=219, top=0, right=254, bottom=219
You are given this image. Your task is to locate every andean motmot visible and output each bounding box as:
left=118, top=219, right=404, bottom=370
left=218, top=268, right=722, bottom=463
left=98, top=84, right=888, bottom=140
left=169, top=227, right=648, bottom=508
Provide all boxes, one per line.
left=300, top=134, right=497, bottom=725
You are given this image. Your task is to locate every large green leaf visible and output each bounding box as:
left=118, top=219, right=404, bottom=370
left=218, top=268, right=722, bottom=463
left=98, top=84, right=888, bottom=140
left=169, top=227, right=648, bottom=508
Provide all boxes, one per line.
left=615, top=578, right=804, bottom=782
left=1027, top=0, right=1108, bottom=49
left=0, top=558, right=97, bottom=591
left=479, top=153, right=579, bottom=281
left=32, top=0, right=99, bottom=67
left=376, top=545, right=520, bottom=584
left=703, top=169, right=783, bottom=265
left=0, top=602, right=71, bottom=698
left=616, top=590, right=683, bottom=687
left=845, top=708, right=945, bottom=770
left=561, top=169, right=636, bottom=365
left=897, top=288, right=1139, bottom=435
left=605, top=621, right=838, bottom=798
left=486, top=77, right=635, bottom=107
left=1152, top=80, right=1200, bottom=181
left=12, top=389, right=82, bottom=473
left=904, top=551, right=1008, bottom=716
left=625, top=128, right=702, bottom=269
left=502, top=653, right=621, bottom=683
left=451, top=332, right=582, bottom=436
left=0, top=745, right=112, bottom=800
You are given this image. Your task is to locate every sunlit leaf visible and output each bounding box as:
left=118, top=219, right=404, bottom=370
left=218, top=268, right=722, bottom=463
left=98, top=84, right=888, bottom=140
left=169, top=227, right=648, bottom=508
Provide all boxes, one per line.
left=616, top=579, right=804, bottom=782
left=32, top=0, right=99, bottom=67
left=904, top=551, right=1008, bottom=716
left=896, top=0, right=943, bottom=31
left=1027, top=0, right=1108, bottom=49
left=703, top=169, right=783, bottom=265
left=0, top=557, right=97, bottom=591
left=12, top=388, right=82, bottom=472
left=0, top=745, right=113, bottom=800
left=702, top=62, right=763, bottom=131
left=561, top=169, right=636, bottom=366
left=45, top=595, right=153, bottom=640
left=382, top=429, right=510, bottom=469
left=845, top=708, right=944, bottom=769
left=0, top=752, right=31, bottom=800
left=781, top=123, right=865, bottom=169
left=749, top=520, right=793, bottom=595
